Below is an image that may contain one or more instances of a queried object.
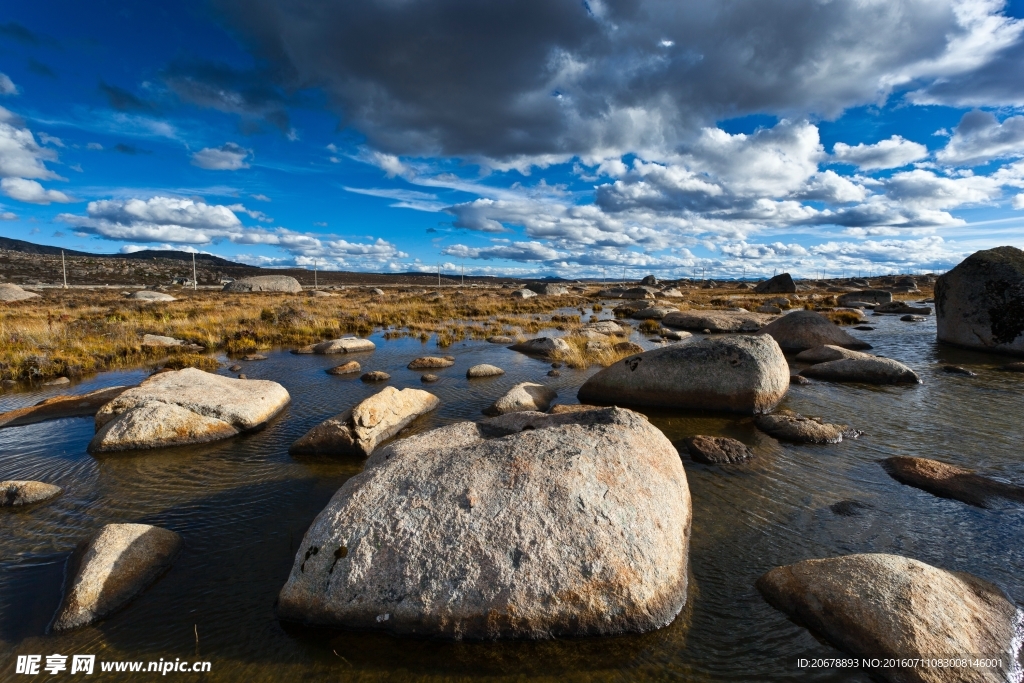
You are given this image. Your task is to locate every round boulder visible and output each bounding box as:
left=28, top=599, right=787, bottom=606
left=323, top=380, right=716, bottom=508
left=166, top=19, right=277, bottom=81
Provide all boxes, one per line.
left=577, top=336, right=789, bottom=414
left=277, top=407, right=691, bottom=639
left=1, top=480, right=62, bottom=507
left=755, top=310, right=872, bottom=352
left=800, top=357, right=920, bottom=384
left=222, top=275, right=303, bottom=293
left=936, top=246, right=1024, bottom=356
left=326, top=361, right=361, bottom=375
left=313, top=338, right=376, bottom=354
left=483, top=382, right=557, bottom=416
left=509, top=337, right=571, bottom=358
left=467, top=364, right=505, bottom=378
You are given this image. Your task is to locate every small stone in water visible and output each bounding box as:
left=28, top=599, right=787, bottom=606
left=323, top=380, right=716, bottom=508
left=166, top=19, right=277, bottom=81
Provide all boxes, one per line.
left=229, top=364, right=242, bottom=372
left=238, top=373, right=247, bottom=379
left=551, top=362, right=562, bottom=368
left=942, top=365, right=976, bottom=376
left=790, top=375, right=811, bottom=385
left=854, top=326, right=874, bottom=331
left=830, top=500, right=872, bottom=516
left=547, top=369, right=561, bottom=377
left=421, top=374, right=439, bottom=383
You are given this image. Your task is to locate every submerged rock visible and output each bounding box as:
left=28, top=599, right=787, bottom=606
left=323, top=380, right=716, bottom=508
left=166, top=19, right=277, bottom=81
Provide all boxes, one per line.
left=683, top=435, right=753, bottom=464
left=326, top=361, right=361, bottom=375
left=755, top=310, right=871, bottom=352
left=467, top=364, right=505, bottom=378
left=89, top=369, right=290, bottom=452
left=222, top=275, right=302, bottom=293
left=829, top=500, right=872, bottom=516
left=662, top=310, right=773, bottom=332
left=277, top=407, right=691, bottom=640
left=407, top=356, right=455, bottom=370
left=52, top=523, right=181, bottom=632
left=756, top=553, right=1019, bottom=683
left=800, top=357, right=920, bottom=384
left=483, top=382, right=557, bottom=416
left=881, top=456, right=1024, bottom=508
left=754, top=410, right=860, bottom=444
left=420, top=374, right=439, bottom=383
left=942, top=364, right=976, bottom=376
left=509, top=337, right=571, bottom=358
left=936, top=246, right=1024, bottom=356
left=0, top=386, right=130, bottom=429
left=578, top=336, right=789, bottom=414
left=313, top=338, right=376, bottom=354
left=1, top=480, right=62, bottom=507
left=290, top=387, right=439, bottom=457
left=793, top=345, right=873, bottom=365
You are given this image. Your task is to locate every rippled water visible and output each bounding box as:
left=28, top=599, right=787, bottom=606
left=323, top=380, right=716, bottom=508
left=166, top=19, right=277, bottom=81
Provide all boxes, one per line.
left=2, top=308, right=1022, bottom=681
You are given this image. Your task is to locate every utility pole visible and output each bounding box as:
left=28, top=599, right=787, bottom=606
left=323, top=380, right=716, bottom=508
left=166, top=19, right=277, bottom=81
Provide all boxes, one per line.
left=192, top=253, right=197, bottom=291
left=461, top=263, right=464, bottom=286
left=437, top=262, right=440, bottom=289
left=314, top=259, right=318, bottom=290
left=621, top=266, right=626, bottom=285
left=61, top=250, right=67, bottom=289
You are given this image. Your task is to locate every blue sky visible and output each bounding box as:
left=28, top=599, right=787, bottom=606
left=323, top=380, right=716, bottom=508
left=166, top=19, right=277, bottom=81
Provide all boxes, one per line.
left=1, top=0, right=1024, bottom=278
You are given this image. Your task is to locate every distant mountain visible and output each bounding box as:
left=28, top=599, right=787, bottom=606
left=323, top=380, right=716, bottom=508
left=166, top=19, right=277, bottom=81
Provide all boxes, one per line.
left=0, top=237, right=251, bottom=268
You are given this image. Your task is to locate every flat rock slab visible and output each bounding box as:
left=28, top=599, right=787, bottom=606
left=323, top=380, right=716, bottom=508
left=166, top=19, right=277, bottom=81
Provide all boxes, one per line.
left=755, top=310, right=871, bottom=352
left=509, top=337, right=571, bottom=358
left=487, top=336, right=515, bottom=344
left=630, top=306, right=678, bottom=320
left=755, top=411, right=860, bottom=444
left=53, top=523, right=181, bottom=632
left=662, top=310, right=772, bottom=332
left=129, top=291, right=176, bottom=301
left=875, top=301, right=932, bottom=315
left=793, top=345, right=873, bottom=365
left=290, top=386, right=439, bottom=457
left=881, top=456, right=1024, bottom=508
left=313, top=338, right=376, bottom=354
left=223, top=275, right=302, bottom=293
left=484, top=382, right=557, bottom=416
left=277, top=407, right=691, bottom=640
left=0, top=386, right=130, bottom=429
left=756, top=553, right=1019, bottom=683
left=89, top=368, right=290, bottom=452
left=141, top=334, right=184, bottom=347
left=578, top=336, right=789, bottom=414
left=800, top=357, right=920, bottom=384
left=684, top=436, right=753, bottom=464
left=407, top=356, right=455, bottom=370
left=1, top=480, right=62, bottom=507
left=467, top=364, right=505, bottom=378
left=326, top=361, right=361, bottom=375
left=0, top=283, right=41, bottom=301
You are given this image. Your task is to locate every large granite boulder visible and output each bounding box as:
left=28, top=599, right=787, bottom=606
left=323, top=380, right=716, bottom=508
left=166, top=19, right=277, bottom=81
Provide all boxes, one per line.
left=290, top=387, right=439, bottom=457
left=757, top=553, right=1019, bottom=683
left=222, top=275, right=302, bottom=293
left=312, top=338, right=376, bottom=354
left=89, top=368, right=290, bottom=452
left=526, top=283, right=568, bottom=296
left=662, top=310, right=773, bottom=332
left=0, top=386, right=130, bottom=429
left=800, top=357, right=920, bottom=384
left=0, top=283, right=40, bottom=302
left=577, top=336, right=789, bottom=414
left=754, top=273, right=796, bottom=294
left=755, top=310, right=871, bottom=352
left=1, top=480, right=62, bottom=507
left=881, top=456, right=1024, bottom=508
left=129, top=291, right=176, bottom=302
left=277, top=407, right=691, bottom=639
left=483, top=382, right=557, bottom=416
left=510, top=288, right=537, bottom=299
left=509, top=337, right=571, bottom=358
left=936, top=246, right=1024, bottom=356
left=52, top=523, right=181, bottom=632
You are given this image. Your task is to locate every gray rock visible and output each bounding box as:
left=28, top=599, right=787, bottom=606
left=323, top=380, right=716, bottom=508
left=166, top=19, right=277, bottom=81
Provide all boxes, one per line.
left=229, top=364, right=242, bottom=372
left=754, top=410, right=860, bottom=444
left=52, top=523, right=181, bottom=632
left=578, top=336, right=789, bottom=414
left=876, top=301, right=932, bottom=315
left=0, top=283, right=40, bottom=302
left=630, top=305, right=678, bottom=320
left=755, top=310, right=871, bottom=352
left=942, top=364, right=976, bottom=376
left=659, top=328, right=692, bottom=341
left=684, top=436, right=753, bottom=464
left=526, top=283, right=568, bottom=296
left=793, top=344, right=873, bottom=365
left=420, top=373, right=439, bottom=383
left=141, top=334, right=184, bottom=347
left=129, top=291, right=176, bottom=302
left=757, top=304, right=782, bottom=314
left=800, top=357, right=920, bottom=384
left=1, top=480, right=62, bottom=507
left=467, top=364, right=505, bottom=378
left=837, top=290, right=892, bottom=306
left=509, top=337, right=571, bottom=358
left=313, top=338, right=376, bottom=354
left=756, top=553, right=1019, bottom=683
left=290, top=387, right=439, bottom=457
left=89, top=368, right=290, bottom=452
left=483, top=382, right=557, bottom=415
left=487, top=335, right=515, bottom=344
left=222, top=275, right=303, bottom=293
left=620, top=286, right=658, bottom=300
left=901, top=314, right=927, bottom=322
left=640, top=275, right=658, bottom=286
left=754, top=273, right=796, bottom=294
left=41, top=377, right=71, bottom=386
left=510, top=288, right=537, bottom=299
left=936, top=246, right=1024, bottom=356
left=662, top=310, right=773, bottom=332
left=277, top=407, right=691, bottom=640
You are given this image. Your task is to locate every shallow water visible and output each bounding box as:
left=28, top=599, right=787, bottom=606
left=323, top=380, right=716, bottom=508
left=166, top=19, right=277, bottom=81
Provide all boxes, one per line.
left=1, top=309, right=1022, bottom=682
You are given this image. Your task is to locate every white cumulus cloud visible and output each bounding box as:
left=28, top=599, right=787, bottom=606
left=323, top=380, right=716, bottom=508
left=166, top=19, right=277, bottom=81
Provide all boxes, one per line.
left=1, top=177, right=74, bottom=204
left=936, top=110, right=1024, bottom=166
left=832, top=136, right=929, bottom=170
left=191, top=142, right=252, bottom=170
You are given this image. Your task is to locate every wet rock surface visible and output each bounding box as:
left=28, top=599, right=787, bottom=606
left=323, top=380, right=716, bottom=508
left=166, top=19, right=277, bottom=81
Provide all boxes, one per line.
left=0, top=386, right=130, bottom=429
left=754, top=410, right=860, bottom=444
left=683, top=435, right=753, bottom=464
left=1, top=480, right=62, bottom=507
left=881, top=456, right=1024, bottom=508
left=800, top=357, right=920, bottom=384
